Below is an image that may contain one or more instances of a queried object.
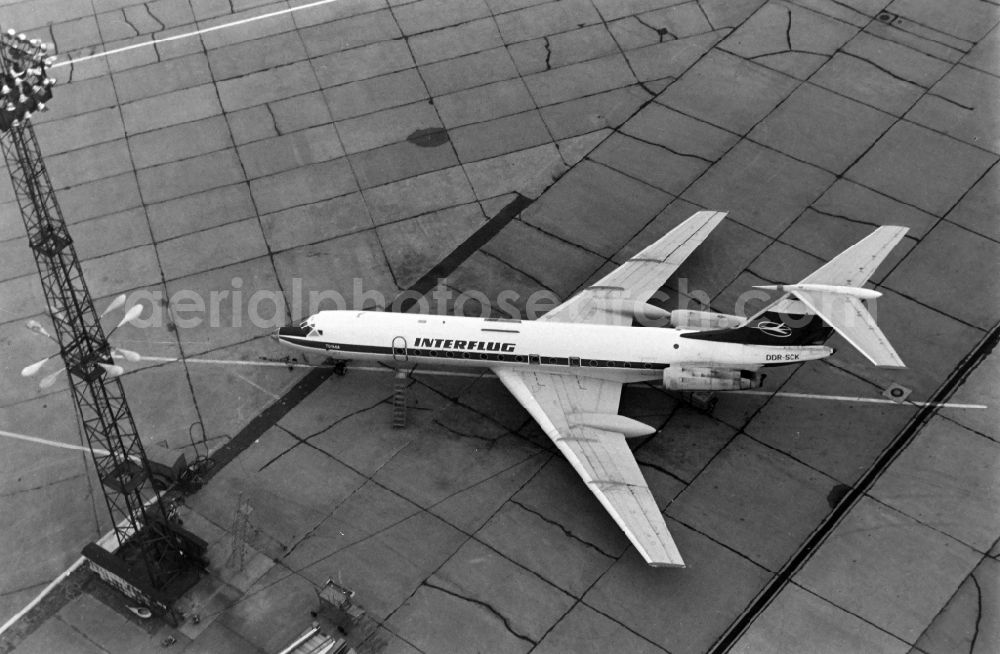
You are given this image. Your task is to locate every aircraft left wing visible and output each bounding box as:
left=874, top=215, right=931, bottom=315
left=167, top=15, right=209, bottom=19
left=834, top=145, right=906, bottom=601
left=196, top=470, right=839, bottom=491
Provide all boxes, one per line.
left=493, top=367, right=684, bottom=567
left=539, top=210, right=727, bottom=325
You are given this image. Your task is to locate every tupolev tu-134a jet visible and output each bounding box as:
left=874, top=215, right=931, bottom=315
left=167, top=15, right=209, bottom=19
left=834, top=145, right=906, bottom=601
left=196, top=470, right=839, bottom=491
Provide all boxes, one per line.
left=276, top=211, right=908, bottom=567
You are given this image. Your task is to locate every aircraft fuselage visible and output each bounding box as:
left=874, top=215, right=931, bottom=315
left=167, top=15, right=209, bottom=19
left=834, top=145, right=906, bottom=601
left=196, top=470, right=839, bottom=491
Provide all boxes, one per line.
left=276, top=310, right=831, bottom=384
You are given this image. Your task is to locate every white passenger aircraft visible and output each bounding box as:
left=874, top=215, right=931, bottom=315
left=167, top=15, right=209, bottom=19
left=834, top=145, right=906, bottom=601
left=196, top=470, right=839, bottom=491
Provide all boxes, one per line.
left=276, top=211, right=908, bottom=567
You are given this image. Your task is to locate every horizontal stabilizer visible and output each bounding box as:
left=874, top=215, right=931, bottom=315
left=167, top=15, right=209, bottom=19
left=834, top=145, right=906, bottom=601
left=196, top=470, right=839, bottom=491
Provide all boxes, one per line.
left=791, top=288, right=905, bottom=368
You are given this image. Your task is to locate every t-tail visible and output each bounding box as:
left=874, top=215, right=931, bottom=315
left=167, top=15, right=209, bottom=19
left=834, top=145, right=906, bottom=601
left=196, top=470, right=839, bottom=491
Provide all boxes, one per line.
left=683, top=226, right=909, bottom=368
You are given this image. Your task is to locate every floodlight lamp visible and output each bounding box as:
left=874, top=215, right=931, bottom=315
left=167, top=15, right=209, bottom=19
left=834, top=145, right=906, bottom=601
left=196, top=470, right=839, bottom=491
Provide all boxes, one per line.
left=1, top=85, right=9, bottom=94
left=16, top=33, right=26, bottom=41
left=36, top=102, right=45, bottom=111
left=5, top=29, right=14, bottom=37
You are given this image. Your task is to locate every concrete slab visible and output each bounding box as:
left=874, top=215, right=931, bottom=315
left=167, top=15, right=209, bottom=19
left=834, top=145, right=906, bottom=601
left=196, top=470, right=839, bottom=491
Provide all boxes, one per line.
left=236, top=124, right=345, bottom=179
left=216, top=61, right=320, bottom=112
left=393, top=0, right=492, bottom=36
left=509, top=24, right=620, bottom=76
left=795, top=496, right=981, bottom=643
left=157, top=217, right=269, bottom=281
left=871, top=415, right=1000, bottom=552
left=217, top=563, right=321, bottom=654
left=46, top=139, right=135, bottom=190
left=163, top=257, right=280, bottom=357
left=750, top=82, right=894, bottom=174
left=914, top=555, right=999, bottom=654
left=746, top=361, right=917, bottom=483
left=963, top=23, right=1000, bottom=75
left=268, top=91, right=332, bottom=134
left=523, top=54, right=637, bottom=107
left=539, top=85, right=648, bottom=139
left=625, top=30, right=729, bottom=83
left=420, top=46, right=520, bottom=96
left=34, top=107, right=125, bottom=156
left=362, top=165, right=475, bottom=226
left=312, top=40, right=415, bottom=88
left=80, top=244, right=163, bottom=299
left=13, top=612, right=109, bottom=654
left=907, top=64, right=1000, bottom=154
left=523, top=160, right=670, bottom=258
left=720, top=1, right=858, bottom=79
left=449, top=110, right=552, bottom=163
left=435, top=78, right=536, bottom=128
left=58, top=592, right=166, bottom=654
left=128, top=115, right=234, bottom=170
left=147, top=183, right=257, bottom=242
left=495, top=0, right=601, bottom=43
left=336, top=101, right=441, bottom=155
left=323, top=69, right=428, bottom=122
left=249, top=158, right=358, bottom=215
left=843, top=30, right=953, bottom=88
left=668, top=434, right=836, bottom=571
left=120, top=362, right=202, bottom=450
left=476, top=502, right=616, bottom=598
left=810, top=51, right=924, bottom=116
left=483, top=220, right=605, bottom=298
left=884, top=220, right=1000, bottom=331
left=939, top=346, right=999, bottom=442
left=462, top=143, right=562, bottom=199
left=429, top=538, right=575, bottom=643
left=294, top=511, right=466, bottom=621
left=590, top=132, right=711, bottom=195
left=945, top=160, right=1000, bottom=241
left=271, top=230, right=398, bottom=311
left=660, top=49, right=799, bottom=134
left=377, top=203, right=485, bottom=288
left=296, top=8, right=399, bottom=59
left=732, top=583, right=909, bottom=654
left=634, top=403, right=736, bottom=482
left=409, top=17, right=503, bottom=65
left=810, top=176, right=939, bottom=238
left=626, top=101, right=740, bottom=161
left=887, top=0, right=998, bottom=43
left=137, top=148, right=246, bottom=205
left=111, top=53, right=214, bottom=105
left=350, top=139, right=459, bottom=189
left=684, top=139, right=836, bottom=237
left=121, top=84, right=223, bottom=135
left=534, top=601, right=668, bottom=653
left=260, top=191, right=371, bottom=253
left=846, top=121, right=998, bottom=217
left=585, top=519, right=770, bottom=654
left=387, top=584, right=534, bottom=654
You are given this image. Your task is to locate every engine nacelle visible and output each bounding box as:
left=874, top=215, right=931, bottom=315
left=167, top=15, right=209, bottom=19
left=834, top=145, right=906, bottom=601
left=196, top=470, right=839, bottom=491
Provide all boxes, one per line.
left=669, top=310, right=744, bottom=331
left=663, top=366, right=761, bottom=391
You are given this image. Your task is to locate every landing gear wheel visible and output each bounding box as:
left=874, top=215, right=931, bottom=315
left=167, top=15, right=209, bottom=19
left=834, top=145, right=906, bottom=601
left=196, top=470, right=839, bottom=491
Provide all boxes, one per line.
left=332, top=360, right=348, bottom=376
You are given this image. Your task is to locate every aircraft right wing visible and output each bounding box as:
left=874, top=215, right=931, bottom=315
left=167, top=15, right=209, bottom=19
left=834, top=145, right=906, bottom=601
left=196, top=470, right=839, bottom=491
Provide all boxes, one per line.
left=539, top=211, right=727, bottom=325
left=493, top=367, right=684, bottom=567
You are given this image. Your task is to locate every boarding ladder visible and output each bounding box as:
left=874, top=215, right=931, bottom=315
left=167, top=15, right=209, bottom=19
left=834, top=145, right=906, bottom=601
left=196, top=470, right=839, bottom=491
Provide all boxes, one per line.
left=392, top=370, right=407, bottom=428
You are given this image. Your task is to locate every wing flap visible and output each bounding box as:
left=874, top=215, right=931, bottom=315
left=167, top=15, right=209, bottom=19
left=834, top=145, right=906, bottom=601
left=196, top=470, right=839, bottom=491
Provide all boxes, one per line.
left=493, top=367, right=684, bottom=567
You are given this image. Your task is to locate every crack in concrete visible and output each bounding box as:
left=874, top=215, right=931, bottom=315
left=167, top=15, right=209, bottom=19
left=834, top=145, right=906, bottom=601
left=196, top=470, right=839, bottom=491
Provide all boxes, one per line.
left=434, top=419, right=500, bottom=447
left=543, top=36, right=552, bottom=70
left=805, top=206, right=884, bottom=229
left=784, top=6, right=793, bottom=51
left=925, top=91, right=975, bottom=111
left=966, top=571, right=984, bottom=652
left=257, top=394, right=391, bottom=471
left=509, top=498, right=616, bottom=558
left=636, top=459, right=687, bottom=486
left=635, top=15, right=671, bottom=42
left=144, top=3, right=166, bottom=32
left=423, top=580, right=537, bottom=645
left=0, top=473, right=86, bottom=497
left=120, top=10, right=140, bottom=38
left=840, top=51, right=928, bottom=88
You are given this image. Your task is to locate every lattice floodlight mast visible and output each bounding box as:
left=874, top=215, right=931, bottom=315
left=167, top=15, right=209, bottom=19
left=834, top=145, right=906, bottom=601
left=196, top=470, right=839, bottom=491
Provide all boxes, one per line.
left=0, top=28, right=203, bottom=603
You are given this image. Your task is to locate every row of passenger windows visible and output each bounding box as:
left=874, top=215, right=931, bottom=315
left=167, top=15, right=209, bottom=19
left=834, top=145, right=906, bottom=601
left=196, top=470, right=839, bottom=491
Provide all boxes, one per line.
left=405, top=349, right=665, bottom=369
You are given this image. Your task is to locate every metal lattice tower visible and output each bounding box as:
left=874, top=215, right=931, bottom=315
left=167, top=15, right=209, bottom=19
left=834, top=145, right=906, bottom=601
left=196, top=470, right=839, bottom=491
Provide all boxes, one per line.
left=0, top=28, right=202, bottom=601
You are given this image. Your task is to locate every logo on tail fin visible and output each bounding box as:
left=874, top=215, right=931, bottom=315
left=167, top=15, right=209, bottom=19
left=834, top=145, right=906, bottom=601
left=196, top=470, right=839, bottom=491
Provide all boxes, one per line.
left=754, top=321, right=792, bottom=338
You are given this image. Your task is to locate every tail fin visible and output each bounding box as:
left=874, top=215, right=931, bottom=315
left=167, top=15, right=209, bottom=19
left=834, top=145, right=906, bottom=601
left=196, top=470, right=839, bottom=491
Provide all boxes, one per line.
left=684, top=227, right=908, bottom=368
